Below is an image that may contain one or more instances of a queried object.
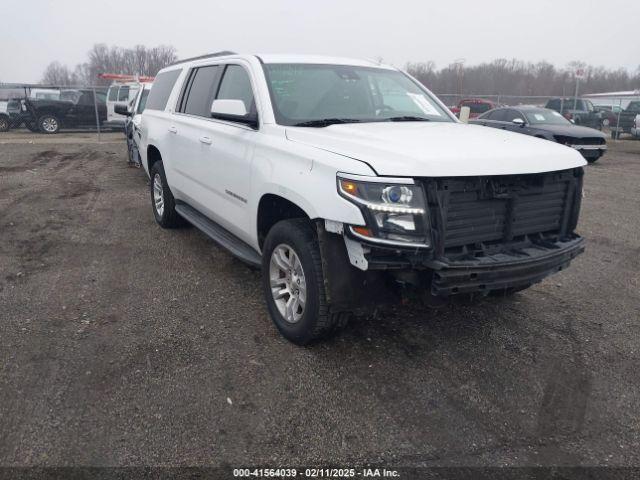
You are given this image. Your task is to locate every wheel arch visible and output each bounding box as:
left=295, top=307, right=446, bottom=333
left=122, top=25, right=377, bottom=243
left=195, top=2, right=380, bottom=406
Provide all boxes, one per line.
left=257, top=193, right=312, bottom=249
left=146, top=144, right=162, bottom=172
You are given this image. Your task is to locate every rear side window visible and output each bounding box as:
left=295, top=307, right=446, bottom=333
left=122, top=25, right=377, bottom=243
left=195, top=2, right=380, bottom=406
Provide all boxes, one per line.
left=216, top=65, right=256, bottom=113
left=182, top=66, right=220, bottom=117
left=146, top=70, right=181, bottom=111
left=107, top=87, right=118, bottom=101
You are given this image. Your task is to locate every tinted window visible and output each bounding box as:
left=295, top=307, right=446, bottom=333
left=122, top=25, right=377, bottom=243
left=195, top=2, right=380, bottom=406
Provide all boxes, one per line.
left=627, top=101, right=640, bottom=112
left=108, top=87, right=118, bottom=101
left=547, top=99, right=560, bottom=110
left=217, top=65, right=256, bottom=114
left=117, top=86, right=130, bottom=101
left=488, top=109, right=508, bottom=121
left=183, top=66, right=220, bottom=117
left=146, top=69, right=181, bottom=111
left=77, top=91, right=94, bottom=105
left=504, top=109, right=525, bottom=122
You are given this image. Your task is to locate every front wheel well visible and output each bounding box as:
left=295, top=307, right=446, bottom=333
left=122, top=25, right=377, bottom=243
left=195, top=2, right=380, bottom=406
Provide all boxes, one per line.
left=147, top=145, right=162, bottom=172
left=257, top=194, right=309, bottom=248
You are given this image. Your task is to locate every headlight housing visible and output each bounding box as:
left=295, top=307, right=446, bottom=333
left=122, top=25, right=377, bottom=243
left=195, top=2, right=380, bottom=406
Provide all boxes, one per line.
left=337, top=174, right=430, bottom=247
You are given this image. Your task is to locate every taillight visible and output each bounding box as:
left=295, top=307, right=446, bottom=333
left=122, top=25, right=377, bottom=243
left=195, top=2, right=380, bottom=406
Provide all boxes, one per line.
left=564, top=112, right=573, bottom=120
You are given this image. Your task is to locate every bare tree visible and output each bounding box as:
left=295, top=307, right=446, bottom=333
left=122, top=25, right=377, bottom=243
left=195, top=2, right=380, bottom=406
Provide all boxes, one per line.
left=407, top=59, right=640, bottom=96
left=41, top=44, right=178, bottom=86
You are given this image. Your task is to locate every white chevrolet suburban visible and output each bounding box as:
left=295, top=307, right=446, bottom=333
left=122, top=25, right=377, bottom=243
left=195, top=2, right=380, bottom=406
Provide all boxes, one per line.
left=140, top=52, right=586, bottom=345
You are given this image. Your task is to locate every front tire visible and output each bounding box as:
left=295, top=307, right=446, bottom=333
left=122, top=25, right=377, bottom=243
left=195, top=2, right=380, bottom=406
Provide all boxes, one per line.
left=38, top=114, right=60, bottom=134
left=0, top=116, right=9, bottom=132
left=262, top=219, right=347, bottom=345
left=149, top=161, right=183, bottom=228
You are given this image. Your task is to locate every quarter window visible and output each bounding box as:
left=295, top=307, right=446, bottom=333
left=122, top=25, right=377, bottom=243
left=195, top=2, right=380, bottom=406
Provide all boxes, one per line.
left=146, top=69, right=181, bottom=111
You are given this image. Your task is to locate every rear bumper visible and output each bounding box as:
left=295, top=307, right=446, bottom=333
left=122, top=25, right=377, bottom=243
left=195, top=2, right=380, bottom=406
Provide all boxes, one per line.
left=430, top=236, right=585, bottom=296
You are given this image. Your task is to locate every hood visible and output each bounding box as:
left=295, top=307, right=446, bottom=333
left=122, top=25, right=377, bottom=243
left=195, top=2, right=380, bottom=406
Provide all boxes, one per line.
left=286, top=122, right=586, bottom=177
left=533, top=123, right=606, bottom=138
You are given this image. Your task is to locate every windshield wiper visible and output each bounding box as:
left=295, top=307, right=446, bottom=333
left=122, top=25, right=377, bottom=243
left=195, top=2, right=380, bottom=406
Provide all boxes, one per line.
left=385, top=116, right=431, bottom=122
left=292, top=118, right=362, bottom=127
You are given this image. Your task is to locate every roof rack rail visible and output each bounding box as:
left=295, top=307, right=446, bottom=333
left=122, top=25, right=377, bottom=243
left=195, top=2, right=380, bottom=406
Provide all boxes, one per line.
left=168, top=51, right=237, bottom=67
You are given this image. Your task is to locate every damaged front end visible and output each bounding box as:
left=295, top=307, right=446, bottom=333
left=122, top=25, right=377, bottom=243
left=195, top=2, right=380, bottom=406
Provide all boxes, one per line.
left=317, top=167, right=585, bottom=311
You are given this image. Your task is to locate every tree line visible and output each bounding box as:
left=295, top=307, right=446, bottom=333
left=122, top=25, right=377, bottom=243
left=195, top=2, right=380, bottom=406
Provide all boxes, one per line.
left=41, top=44, right=177, bottom=86
left=40, top=45, right=640, bottom=97
left=406, top=59, right=640, bottom=96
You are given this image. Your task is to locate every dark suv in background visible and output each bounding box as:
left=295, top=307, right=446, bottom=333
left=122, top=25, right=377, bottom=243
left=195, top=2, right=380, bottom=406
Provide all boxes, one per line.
left=545, top=97, right=603, bottom=129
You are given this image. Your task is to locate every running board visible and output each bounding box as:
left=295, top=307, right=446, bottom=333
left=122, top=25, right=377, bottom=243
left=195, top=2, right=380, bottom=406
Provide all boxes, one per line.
left=175, top=202, right=262, bottom=268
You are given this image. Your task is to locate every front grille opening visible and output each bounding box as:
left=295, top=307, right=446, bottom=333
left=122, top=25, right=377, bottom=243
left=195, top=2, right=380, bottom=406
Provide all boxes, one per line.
left=423, top=168, right=583, bottom=261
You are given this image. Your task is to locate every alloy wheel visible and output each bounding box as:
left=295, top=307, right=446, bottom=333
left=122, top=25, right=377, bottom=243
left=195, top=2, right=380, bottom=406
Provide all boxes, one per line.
left=153, top=173, right=164, bottom=216
left=269, top=244, right=307, bottom=324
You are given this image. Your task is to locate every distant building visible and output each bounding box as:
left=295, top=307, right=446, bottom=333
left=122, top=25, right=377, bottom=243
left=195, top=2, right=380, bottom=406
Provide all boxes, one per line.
left=583, top=90, right=640, bottom=108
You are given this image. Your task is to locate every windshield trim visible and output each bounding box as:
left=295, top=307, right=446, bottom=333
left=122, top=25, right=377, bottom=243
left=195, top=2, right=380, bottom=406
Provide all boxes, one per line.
left=261, top=63, right=457, bottom=127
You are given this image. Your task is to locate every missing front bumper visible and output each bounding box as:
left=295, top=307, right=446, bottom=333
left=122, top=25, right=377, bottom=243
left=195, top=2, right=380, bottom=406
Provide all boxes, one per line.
left=430, top=236, right=585, bottom=296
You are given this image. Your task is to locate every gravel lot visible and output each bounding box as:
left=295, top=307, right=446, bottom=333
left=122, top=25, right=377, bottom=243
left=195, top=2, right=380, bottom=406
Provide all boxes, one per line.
left=0, top=131, right=639, bottom=468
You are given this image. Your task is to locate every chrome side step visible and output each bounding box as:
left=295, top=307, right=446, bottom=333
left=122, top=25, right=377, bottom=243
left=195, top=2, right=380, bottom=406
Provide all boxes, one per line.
left=175, top=202, right=262, bottom=268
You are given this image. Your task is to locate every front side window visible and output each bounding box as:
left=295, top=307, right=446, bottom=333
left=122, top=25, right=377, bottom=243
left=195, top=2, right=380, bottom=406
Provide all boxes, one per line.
left=183, top=66, right=220, bottom=117
left=117, top=86, right=130, bottom=102
left=503, top=109, right=525, bottom=122
left=263, top=64, right=451, bottom=126
left=216, top=65, right=256, bottom=114
left=137, top=89, right=150, bottom=114
left=146, top=69, right=181, bottom=111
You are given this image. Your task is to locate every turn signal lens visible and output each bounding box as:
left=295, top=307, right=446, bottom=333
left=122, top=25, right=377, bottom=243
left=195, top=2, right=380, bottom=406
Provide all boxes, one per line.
left=352, top=226, right=373, bottom=237
left=340, top=180, right=358, bottom=195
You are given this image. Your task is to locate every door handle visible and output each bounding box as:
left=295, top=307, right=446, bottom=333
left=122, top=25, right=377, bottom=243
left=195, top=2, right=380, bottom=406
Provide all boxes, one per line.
left=199, top=136, right=212, bottom=145
left=168, top=126, right=177, bottom=134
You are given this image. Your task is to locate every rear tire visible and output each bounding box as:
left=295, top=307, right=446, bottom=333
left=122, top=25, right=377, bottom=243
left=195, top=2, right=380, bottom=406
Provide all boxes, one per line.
left=149, top=161, right=184, bottom=228
left=0, top=116, right=9, bottom=132
left=262, top=219, right=348, bottom=345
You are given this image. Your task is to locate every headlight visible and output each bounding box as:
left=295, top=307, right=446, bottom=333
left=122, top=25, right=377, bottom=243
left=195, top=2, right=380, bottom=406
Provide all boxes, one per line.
left=337, top=174, right=430, bottom=247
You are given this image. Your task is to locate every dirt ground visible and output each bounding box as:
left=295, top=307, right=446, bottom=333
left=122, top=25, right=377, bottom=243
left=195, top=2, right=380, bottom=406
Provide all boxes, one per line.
left=0, top=131, right=639, bottom=468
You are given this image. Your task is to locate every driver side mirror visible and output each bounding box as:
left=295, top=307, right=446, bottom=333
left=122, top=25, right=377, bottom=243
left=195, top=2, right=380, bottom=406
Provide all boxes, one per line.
left=512, top=118, right=525, bottom=126
left=211, top=99, right=258, bottom=129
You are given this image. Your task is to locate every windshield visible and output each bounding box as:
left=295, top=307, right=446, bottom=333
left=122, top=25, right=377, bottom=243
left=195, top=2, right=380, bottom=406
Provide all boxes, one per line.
left=627, top=101, right=640, bottom=112
left=263, top=64, right=452, bottom=126
left=137, top=89, right=150, bottom=114
left=524, top=109, right=572, bottom=125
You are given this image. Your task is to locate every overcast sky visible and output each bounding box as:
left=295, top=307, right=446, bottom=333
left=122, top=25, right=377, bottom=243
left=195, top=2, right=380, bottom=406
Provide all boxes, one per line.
left=2, top=0, right=639, bottom=83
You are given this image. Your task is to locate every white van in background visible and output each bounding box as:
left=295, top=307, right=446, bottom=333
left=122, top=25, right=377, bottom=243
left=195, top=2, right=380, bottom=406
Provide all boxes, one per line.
left=105, top=82, right=140, bottom=129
